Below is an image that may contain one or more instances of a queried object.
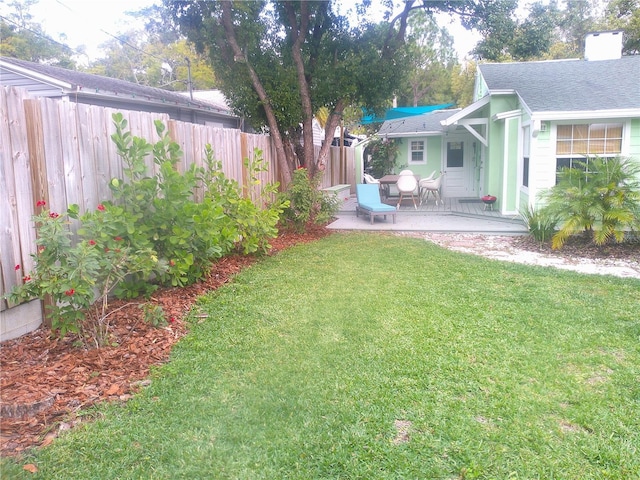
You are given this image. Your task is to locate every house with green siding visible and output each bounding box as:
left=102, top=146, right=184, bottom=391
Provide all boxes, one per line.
left=367, top=31, right=640, bottom=215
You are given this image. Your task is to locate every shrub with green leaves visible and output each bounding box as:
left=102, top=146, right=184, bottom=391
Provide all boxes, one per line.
left=109, top=113, right=237, bottom=288
left=7, top=114, right=288, bottom=345
left=540, top=156, right=640, bottom=249
left=367, top=137, right=401, bottom=177
left=9, top=203, right=157, bottom=346
left=202, top=146, right=286, bottom=255
left=279, top=167, right=339, bottom=232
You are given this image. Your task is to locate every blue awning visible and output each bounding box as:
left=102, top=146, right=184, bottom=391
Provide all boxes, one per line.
left=361, top=103, right=455, bottom=124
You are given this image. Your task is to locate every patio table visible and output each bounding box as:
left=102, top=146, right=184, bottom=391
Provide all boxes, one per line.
left=379, top=174, right=420, bottom=200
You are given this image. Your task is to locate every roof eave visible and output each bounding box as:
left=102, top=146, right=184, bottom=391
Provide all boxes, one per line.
left=70, top=90, right=238, bottom=118
left=531, top=108, right=640, bottom=121
left=440, top=96, right=490, bottom=126
left=376, top=130, right=444, bottom=138
left=0, top=60, right=73, bottom=90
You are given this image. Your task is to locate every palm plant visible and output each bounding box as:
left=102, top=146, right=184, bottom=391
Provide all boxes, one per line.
left=541, top=156, right=640, bottom=249
left=520, top=204, right=557, bottom=244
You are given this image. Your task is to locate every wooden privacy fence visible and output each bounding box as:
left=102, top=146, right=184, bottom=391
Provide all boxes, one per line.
left=0, top=85, right=355, bottom=340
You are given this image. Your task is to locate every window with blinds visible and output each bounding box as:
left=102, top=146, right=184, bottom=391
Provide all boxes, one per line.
left=555, top=123, right=623, bottom=184
left=556, top=123, right=622, bottom=156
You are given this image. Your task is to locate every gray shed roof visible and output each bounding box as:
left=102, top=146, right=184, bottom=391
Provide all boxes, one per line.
left=0, top=56, right=240, bottom=127
left=478, top=55, right=640, bottom=113
left=377, top=109, right=461, bottom=137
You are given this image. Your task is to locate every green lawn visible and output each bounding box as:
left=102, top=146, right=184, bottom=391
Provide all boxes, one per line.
left=3, top=233, right=639, bottom=479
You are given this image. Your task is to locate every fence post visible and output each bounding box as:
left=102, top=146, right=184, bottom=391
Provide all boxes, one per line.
left=240, top=132, right=249, bottom=198
left=23, top=99, right=53, bottom=328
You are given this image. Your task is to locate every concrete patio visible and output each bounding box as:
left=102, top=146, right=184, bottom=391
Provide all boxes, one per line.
left=328, top=195, right=529, bottom=235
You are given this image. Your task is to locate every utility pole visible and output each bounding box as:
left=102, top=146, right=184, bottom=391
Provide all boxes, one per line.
left=185, top=57, right=193, bottom=100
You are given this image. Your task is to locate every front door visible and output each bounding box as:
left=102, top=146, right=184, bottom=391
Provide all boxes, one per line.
left=443, top=137, right=477, bottom=197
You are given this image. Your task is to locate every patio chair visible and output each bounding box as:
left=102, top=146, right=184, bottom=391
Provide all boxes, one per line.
left=396, top=169, right=418, bottom=210
left=363, top=173, right=380, bottom=184
left=355, top=183, right=397, bottom=224
left=419, top=172, right=445, bottom=206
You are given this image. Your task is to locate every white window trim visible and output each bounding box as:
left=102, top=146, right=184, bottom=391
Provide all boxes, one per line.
left=553, top=121, right=626, bottom=158
left=408, top=139, right=427, bottom=165
left=521, top=124, right=530, bottom=193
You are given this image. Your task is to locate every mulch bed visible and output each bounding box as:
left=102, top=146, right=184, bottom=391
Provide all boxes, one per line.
left=0, top=226, right=331, bottom=458
left=513, top=233, right=640, bottom=260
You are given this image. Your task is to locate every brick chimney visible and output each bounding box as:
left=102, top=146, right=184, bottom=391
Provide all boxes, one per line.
left=584, top=31, right=624, bottom=61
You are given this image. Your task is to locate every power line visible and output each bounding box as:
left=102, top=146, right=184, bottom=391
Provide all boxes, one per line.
left=0, top=13, right=76, bottom=54
left=52, top=0, right=174, bottom=65
left=2, top=0, right=171, bottom=66
left=98, top=28, right=169, bottom=64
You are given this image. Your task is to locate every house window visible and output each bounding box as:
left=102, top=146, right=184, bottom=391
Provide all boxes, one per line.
left=556, top=123, right=622, bottom=156
left=522, top=126, right=530, bottom=188
left=555, top=123, right=623, bottom=183
left=446, top=141, right=463, bottom=168
left=410, top=140, right=425, bottom=164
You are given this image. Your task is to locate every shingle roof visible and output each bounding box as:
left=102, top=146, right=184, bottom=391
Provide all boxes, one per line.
left=0, top=56, right=233, bottom=115
left=478, top=55, right=640, bottom=112
left=377, top=109, right=461, bottom=137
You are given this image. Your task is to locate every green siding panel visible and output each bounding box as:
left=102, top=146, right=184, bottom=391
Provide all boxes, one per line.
left=505, top=117, right=520, bottom=212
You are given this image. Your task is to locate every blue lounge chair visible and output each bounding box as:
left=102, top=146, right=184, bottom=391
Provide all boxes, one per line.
left=355, top=183, right=397, bottom=224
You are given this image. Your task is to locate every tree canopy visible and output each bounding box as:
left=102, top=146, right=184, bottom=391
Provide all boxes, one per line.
left=164, top=0, right=496, bottom=185
left=396, top=10, right=458, bottom=107
left=0, top=0, right=76, bottom=67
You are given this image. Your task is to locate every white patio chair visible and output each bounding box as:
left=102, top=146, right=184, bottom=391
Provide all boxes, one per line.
left=396, top=169, right=418, bottom=209
left=419, top=172, right=445, bottom=206
left=363, top=173, right=380, bottom=184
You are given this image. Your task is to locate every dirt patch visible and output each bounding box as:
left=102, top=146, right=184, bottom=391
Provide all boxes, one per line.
left=392, top=419, right=412, bottom=445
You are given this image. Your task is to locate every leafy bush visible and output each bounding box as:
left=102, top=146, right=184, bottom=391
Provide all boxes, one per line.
left=279, top=168, right=339, bottom=232
left=520, top=204, right=557, bottom=244
left=109, top=113, right=236, bottom=288
left=540, top=156, right=640, bottom=249
left=366, top=138, right=401, bottom=178
left=7, top=114, right=287, bottom=346
left=9, top=203, right=157, bottom=346
left=202, top=146, right=286, bottom=255
left=140, top=303, right=168, bottom=327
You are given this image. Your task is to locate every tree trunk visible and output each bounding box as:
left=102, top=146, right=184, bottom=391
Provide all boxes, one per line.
left=220, top=1, right=293, bottom=187
left=284, top=1, right=316, bottom=178
left=316, top=99, right=345, bottom=175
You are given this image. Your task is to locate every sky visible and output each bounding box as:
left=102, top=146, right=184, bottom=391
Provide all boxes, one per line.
left=3, top=0, right=481, bottom=63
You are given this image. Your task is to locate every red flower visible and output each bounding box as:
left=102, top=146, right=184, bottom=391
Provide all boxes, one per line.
left=169, top=260, right=176, bottom=267
left=49, top=212, right=59, bottom=219
left=97, top=204, right=105, bottom=211
left=114, top=236, right=123, bottom=241
left=23, top=275, right=31, bottom=282
left=104, top=247, right=110, bottom=253
left=36, top=200, right=46, bottom=207
left=15, top=264, right=20, bottom=271
left=89, top=240, right=96, bottom=246
left=169, top=316, right=176, bottom=323
left=64, top=289, right=75, bottom=296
